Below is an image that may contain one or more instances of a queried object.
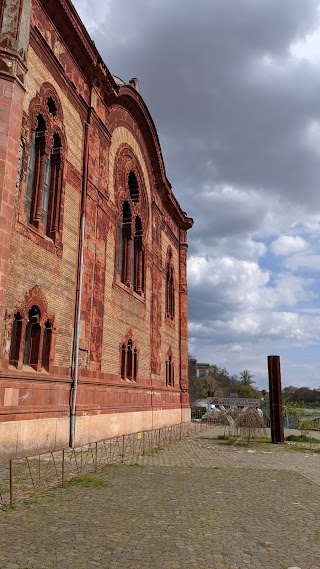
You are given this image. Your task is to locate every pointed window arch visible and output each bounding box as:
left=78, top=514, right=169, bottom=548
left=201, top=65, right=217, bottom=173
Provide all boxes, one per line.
left=9, top=288, right=55, bottom=372
left=119, top=337, right=139, bottom=382
left=23, top=85, right=66, bottom=246
left=115, top=154, right=148, bottom=295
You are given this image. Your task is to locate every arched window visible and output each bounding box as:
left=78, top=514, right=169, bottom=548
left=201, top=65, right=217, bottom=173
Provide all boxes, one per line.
left=127, top=339, right=133, bottom=381
left=166, top=249, right=175, bottom=320
left=116, top=164, right=146, bottom=294
left=120, top=338, right=138, bottom=382
left=9, top=312, right=23, bottom=367
left=9, top=288, right=55, bottom=372
left=23, top=306, right=41, bottom=370
left=24, top=86, right=65, bottom=245
left=166, top=355, right=174, bottom=387
left=118, top=201, right=132, bottom=285
left=25, top=113, right=46, bottom=224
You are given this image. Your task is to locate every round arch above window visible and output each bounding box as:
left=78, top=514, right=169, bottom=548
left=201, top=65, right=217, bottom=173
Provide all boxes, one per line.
left=22, top=83, right=67, bottom=247
left=8, top=286, right=56, bottom=373
left=114, top=144, right=149, bottom=234
left=114, top=145, right=149, bottom=294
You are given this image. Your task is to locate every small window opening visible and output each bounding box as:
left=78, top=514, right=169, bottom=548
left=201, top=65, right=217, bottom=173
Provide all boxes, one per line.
left=47, top=97, right=57, bottom=116
left=128, top=171, right=139, bottom=202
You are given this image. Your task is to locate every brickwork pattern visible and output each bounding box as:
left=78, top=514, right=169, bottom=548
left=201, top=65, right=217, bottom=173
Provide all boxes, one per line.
left=0, top=0, right=192, bottom=453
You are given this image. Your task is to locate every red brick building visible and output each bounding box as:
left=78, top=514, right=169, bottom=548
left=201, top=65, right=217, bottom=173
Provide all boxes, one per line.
left=0, top=0, right=193, bottom=457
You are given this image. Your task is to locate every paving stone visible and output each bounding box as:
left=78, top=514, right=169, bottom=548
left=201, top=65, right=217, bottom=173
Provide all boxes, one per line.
left=1, top=428, right=320, bottom=568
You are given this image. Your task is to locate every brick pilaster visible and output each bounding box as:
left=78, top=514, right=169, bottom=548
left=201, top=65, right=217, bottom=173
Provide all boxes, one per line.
left=179, top=240, right=189, bottom=400
left=0, top=77, right=24, bottom=349
left=0, top=0, right=32, bottom=358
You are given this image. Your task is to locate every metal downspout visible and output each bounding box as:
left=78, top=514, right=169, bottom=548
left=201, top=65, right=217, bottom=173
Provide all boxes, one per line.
left=70, top=105, right=92, bottom=448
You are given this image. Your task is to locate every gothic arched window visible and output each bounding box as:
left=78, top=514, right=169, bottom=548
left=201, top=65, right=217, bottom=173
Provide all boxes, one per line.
left=120, top=338, right=138, bottom=382
left=23, top=85, right=66, bottom=246
left=9, top=288, right=55, bottom=372
left=117, top=169, right=145, bottom=294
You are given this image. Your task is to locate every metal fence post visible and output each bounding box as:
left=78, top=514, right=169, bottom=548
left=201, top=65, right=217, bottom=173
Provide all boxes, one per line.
left=9, top=460, right=13, bottom=508
left=61, top=450, right=65, bottom=488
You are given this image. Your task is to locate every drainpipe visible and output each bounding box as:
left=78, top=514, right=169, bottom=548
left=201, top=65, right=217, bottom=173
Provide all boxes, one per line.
left=70, top=102, right=92, bottom=448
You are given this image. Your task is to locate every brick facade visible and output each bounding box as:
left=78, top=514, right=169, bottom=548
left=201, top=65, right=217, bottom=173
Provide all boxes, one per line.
left=0, top=0, right=193, bottom=457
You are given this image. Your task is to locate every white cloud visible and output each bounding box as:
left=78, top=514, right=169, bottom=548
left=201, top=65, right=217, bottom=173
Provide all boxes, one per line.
left=290, top=15, right=320, bottom=63
left=270, top=235, right=308, bottom=255
left=72, top=0, right=320, bottom=388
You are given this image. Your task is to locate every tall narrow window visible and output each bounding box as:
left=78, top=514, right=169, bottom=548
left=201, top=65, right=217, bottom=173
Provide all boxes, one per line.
left=166, top=355, right=174, bottom=386
left=119, top=201, right=132, bottom=285
left=42, top=320, right=52, bottom=371
left=46, top=133, right=63, bottom=239
left=9, top=312, right=23, bottom=367
left=127, top=339, right=133, bottom=381
left=166, top=263, right=175, bottom=319
left=24, top=306, right=41, bottom=370
left=25, top=131, right=36, bottom=221
left=42, top=152, right=51, bottom=234
left=134, top=216, right=144, bottom=293
left=121, top=344, right=126, bottom=380
left=133, top=348, right=138, bottom=382
left=25, top=114, right=47, bottom=225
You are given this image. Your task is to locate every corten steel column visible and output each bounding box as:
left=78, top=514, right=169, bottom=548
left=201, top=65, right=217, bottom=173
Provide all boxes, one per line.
left=268, top=355, right=284, bottom=443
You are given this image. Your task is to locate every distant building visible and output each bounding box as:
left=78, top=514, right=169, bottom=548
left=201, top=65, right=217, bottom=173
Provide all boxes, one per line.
left=196, top=363, right=211, bottom=378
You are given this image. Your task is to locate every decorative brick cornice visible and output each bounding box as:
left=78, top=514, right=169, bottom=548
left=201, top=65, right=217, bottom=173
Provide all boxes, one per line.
left=38, top=0, right=117, bottom=93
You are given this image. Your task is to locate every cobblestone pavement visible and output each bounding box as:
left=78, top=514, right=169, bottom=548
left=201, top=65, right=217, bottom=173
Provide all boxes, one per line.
left=1, top=428, right=320, bottom=569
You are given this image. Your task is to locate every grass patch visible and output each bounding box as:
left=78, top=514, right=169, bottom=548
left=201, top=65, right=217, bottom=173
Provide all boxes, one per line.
left=285, top=434, right=320, bottom=444
left=63, top=474, right=109, bottom=488
left=285, top=445, right=320, bottom=454
left=206, top=435, right=270, bottom=446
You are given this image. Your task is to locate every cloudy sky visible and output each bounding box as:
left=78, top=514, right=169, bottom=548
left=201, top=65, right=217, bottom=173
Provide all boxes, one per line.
left=73, top=0, right=320, bottom=389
